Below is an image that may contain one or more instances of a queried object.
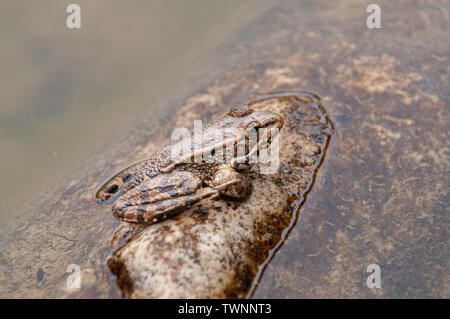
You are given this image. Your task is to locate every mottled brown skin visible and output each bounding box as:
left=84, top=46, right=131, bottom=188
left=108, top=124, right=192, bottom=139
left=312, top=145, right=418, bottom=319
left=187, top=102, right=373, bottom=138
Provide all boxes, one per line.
left=95, top=105, right=283, bottom=224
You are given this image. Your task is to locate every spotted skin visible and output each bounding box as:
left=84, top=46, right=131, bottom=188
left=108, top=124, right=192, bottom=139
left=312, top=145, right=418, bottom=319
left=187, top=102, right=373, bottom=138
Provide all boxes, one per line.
left=95, top=104, right=283, bottom=225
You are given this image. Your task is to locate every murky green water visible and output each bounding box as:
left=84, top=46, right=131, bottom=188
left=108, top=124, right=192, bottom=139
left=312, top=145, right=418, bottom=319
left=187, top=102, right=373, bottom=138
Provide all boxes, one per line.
left=0, top=0, right=271, bottom=223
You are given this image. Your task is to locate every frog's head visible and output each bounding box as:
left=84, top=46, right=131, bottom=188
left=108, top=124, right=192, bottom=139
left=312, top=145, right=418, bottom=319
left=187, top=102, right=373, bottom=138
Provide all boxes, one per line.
left=228, top=104, right=284, bottom=171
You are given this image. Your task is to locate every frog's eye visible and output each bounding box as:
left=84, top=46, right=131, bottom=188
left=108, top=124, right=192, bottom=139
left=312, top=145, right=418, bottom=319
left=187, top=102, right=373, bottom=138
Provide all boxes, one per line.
left=105, top=184, right=119, bottom=194
left=246, top=121, right=261, bottom=131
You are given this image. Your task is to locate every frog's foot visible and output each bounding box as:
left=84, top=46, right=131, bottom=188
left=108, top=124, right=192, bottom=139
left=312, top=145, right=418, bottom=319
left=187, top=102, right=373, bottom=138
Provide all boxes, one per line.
left=112, top=179, right=240, bottom=225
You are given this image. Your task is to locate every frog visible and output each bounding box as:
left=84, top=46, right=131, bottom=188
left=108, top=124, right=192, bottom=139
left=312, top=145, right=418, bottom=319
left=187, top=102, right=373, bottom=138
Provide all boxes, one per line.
left=95, top=103, right=283, bottom=225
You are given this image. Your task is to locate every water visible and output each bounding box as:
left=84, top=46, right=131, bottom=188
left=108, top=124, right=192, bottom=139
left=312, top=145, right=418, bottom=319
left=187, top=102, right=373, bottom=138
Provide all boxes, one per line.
left=0, top=0, right=271, bottom=223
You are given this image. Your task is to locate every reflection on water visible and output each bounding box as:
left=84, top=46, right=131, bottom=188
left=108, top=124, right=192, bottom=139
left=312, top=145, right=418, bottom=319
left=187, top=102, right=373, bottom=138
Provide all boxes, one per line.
left=0, top=0, right=270, bottom=224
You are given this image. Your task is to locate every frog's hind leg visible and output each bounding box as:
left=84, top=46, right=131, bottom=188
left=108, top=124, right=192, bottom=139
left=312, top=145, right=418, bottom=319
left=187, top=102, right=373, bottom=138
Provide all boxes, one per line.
left=95, top=160, right=147, bottom=204
left=112, top=179, right=240, bottom=224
